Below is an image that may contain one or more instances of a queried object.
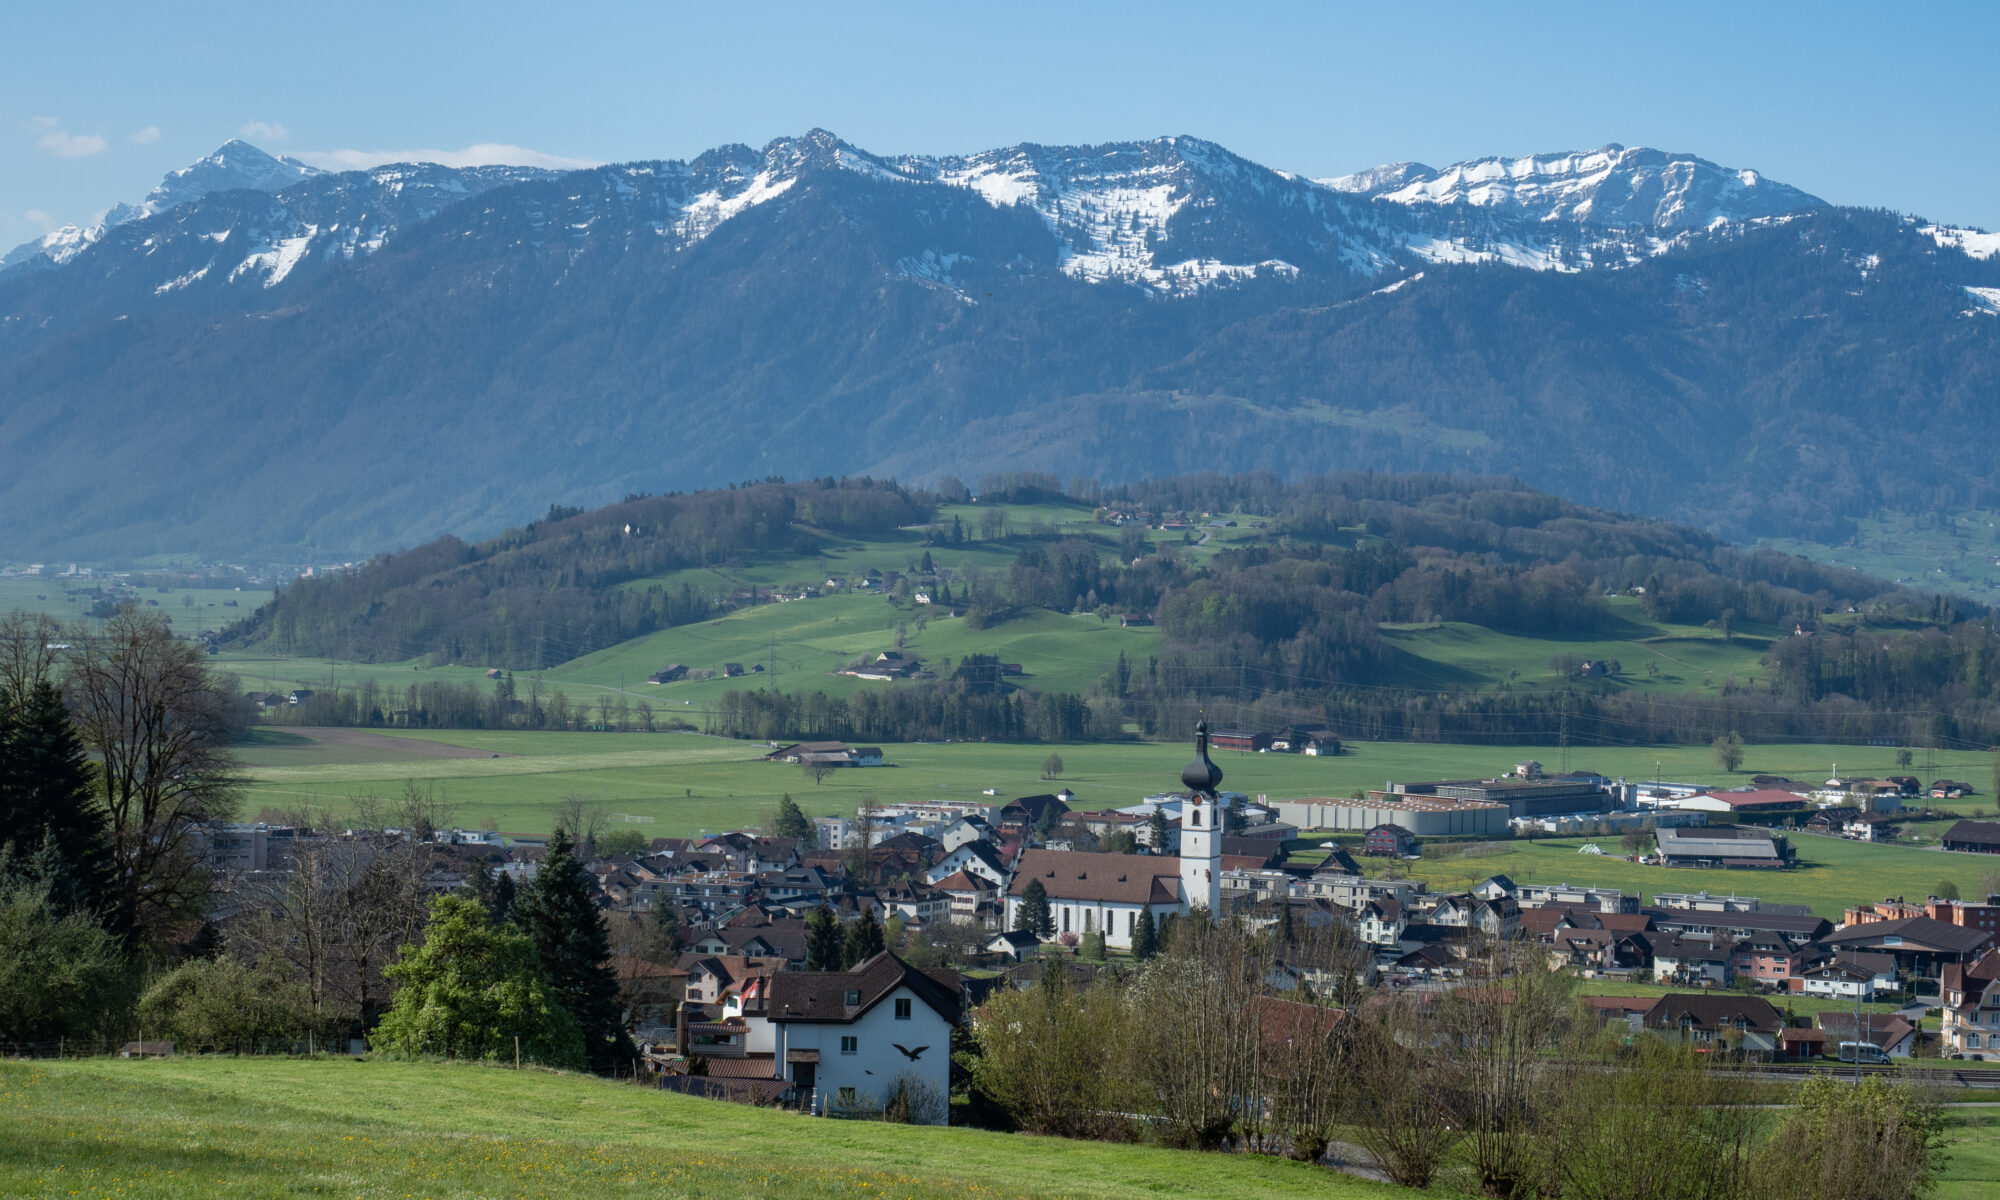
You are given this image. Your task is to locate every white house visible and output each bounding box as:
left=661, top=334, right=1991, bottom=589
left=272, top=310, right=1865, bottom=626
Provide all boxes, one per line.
left=1358, top=897, right=1406, bottom=946
left=764, top=953, right=962, bottom=1121
left=924, top=840, right=1008, bottom=888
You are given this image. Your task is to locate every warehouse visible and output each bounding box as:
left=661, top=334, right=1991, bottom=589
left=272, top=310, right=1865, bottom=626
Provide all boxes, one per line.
left=1275, top=793, right=1508, bottom=837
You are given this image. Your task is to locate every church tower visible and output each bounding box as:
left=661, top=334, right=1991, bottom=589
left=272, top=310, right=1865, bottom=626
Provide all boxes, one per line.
left=1178, top=719, right=1223, bottom=918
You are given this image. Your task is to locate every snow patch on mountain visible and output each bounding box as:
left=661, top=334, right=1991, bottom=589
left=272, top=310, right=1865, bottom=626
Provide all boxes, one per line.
left=228, top=227, right=317, bottom=287
left=1321, top=144, right=1822, bottom=231
left=1964, top=286, right=2000, bottom=317
left=1925, top=225, right=2000, bottom=260
left=153, top=264, right=211, bottom=294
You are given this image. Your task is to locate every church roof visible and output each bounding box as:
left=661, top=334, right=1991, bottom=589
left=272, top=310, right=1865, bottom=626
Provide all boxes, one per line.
left=1008, top=849, right=1182, bottom=904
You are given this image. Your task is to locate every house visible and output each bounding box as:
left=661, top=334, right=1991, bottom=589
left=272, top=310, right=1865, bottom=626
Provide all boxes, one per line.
left=934, top=871, right=1002, bottom=926
left=1640, top=993, right=1785, bottom=1055
left=1675, top=789, right=1809, bottom=818
left=1358, top=897, right=1406, bottom=946
left=765, top=952, right=963, bottom=1121
left=1118, top=613, right=1154, bottom=627
left=1818, top=1012, right=1918, bottom=1058
left=1795, top=952, right=1897, bottom=1002
left=1472, top=875, right=1517, bottom=901
left=1821, top=915, right=1995, bottom=975
left=1932, top=780, right=1978, bottom=800
left=1942, top=947, right=2000, bottom=1056
left=925, top=840, right=1009, bottom=888
left=1841, top=811, right=1900, bottom=842
left=985, top=929, right=1041, bottom=962
left=648, top=665, right=689, bottom=684
left=722, top=663, right=745, bottom=677
left=1429, top=893, right=1522, bottom=940
left=1943, top=820, right=2000, bottom=854
left=1363, top=824, right=1419, bottom=857
left=1646, top=933, right=1737, bottom=986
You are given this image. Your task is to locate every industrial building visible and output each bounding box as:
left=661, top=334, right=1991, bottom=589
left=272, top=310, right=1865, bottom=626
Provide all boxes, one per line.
left=1274, top=793, right=1508, bottom=837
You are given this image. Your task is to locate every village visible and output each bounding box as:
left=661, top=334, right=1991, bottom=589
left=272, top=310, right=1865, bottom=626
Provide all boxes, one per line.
left=186, top=724, right=2000, bottom=1124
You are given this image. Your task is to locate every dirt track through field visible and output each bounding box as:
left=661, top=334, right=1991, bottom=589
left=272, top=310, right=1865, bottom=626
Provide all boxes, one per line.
left=288, top=728, right=516, bottom=759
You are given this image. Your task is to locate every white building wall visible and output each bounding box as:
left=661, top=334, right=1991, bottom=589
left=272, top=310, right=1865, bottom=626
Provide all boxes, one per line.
left=775, top=984, right=954, bottom=1122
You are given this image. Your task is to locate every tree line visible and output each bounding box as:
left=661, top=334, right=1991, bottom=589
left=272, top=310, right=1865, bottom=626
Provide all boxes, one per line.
left=969, top=919, right=1948, bottom=1200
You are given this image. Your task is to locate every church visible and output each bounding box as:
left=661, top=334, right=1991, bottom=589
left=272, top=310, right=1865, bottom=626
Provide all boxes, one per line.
left=1003, top=722, right=1225, bottom=950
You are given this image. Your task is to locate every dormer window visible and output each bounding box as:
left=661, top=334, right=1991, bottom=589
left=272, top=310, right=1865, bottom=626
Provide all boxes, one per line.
left=845, top=989, right=861, bottom=1006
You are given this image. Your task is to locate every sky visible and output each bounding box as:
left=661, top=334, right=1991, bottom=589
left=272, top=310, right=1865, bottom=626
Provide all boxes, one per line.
left=6, top=0, right=1999, bottom=246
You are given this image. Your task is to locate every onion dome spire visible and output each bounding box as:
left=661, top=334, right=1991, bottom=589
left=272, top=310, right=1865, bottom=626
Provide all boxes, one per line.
left=1181, top=718, right=1223, bottom=795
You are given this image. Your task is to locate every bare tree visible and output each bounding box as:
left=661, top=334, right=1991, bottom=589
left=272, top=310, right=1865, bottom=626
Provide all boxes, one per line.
left=64, top=607, right=240, bottom=949
left=554, top=794, right=607, bottom=852
left=1125, top=917, right=1273, bottom=1149
left=0, top=609, right=66, bottom=706
left=1344, top=994, right=1463, bottom=1188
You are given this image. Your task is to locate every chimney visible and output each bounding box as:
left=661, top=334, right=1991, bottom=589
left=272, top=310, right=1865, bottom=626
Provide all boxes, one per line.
left=675, top=1000, right=690, bottom=1054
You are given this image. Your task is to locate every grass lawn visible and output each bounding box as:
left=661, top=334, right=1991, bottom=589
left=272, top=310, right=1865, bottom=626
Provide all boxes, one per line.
left=1944, top=1108, right=2000, bottom=1200
left=0, top=1057, right=1382, bottom=1200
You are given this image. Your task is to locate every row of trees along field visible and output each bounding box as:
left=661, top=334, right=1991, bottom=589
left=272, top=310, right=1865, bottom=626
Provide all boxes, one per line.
left=220, top=469, right=2000, bottom=746
left=973, top=918, right=1948, bottom=1200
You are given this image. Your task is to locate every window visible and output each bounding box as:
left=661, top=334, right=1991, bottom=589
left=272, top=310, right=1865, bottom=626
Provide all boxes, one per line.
left=1126, top=910, right=1135, bottom=937
left=894, top=998, right=911, bottom=1020
left=844, top=989, right=861, bottom=1006
left=1971, top=1034, right=1984, bottom=1049
left=840, top=1036, right=858, bottom=1054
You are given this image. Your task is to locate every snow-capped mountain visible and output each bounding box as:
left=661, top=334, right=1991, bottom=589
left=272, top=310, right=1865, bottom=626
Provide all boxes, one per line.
left=0, top=139, right=322, bottom=274
left=1321, top=144, right=1823, bottom=231
left=3, top=129, right=1997, bottom=561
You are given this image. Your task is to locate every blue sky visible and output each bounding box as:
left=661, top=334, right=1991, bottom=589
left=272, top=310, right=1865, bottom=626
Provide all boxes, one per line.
left=6, top=0, right=1999, bottom=244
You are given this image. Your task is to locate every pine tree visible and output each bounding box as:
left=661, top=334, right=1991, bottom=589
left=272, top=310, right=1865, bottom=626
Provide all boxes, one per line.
left=1131, top=907, right=1157, bottom=961
left=1279, top=899, right=1297, bottom=948
left=1148, top=808, right=1170, bottom=852
left=512, top=827, right=631, bottom=1074
left=0, top=680, right=115, bottom=918
left=1016, top=878, right=1055, bottom=940
left=493, top=872, right=517, bottom=923
left=843, top=906, right=886, bottom=968
left=772, top=793, right=815, bottom=848
left=805, top=903, right=845, bottom=970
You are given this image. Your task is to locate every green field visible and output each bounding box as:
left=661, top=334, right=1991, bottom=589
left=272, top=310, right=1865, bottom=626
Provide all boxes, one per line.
left=0, top=577, right=272, bottom=635
left=233, top=727, right=2000, bottom=871
left=4, top=1056, right=1997, bottom=1199
left=0, top=1057, right=1378, bottom=1200
left=1764, top=508, right=2000, bottom=603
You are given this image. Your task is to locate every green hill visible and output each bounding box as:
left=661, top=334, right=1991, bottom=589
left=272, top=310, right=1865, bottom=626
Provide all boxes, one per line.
left=0, top=1057, right=1382, bottom=1200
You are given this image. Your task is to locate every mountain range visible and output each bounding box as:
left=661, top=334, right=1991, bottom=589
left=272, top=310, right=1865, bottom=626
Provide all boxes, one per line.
left=2, top=132, right=1997, bottom=560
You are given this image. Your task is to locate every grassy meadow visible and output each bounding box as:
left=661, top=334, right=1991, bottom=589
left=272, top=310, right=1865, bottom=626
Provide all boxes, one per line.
left=0, top=577, right=271, bottom=635
left=0, top=1057, right=1378, bottom=1200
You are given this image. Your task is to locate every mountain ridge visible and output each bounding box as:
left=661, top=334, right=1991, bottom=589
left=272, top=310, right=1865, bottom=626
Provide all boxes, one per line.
left=1, top=132, right=1996, bottom=561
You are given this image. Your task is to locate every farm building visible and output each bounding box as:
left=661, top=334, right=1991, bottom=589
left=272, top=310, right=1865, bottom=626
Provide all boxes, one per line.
left=648, top=664, right=689, bottom=683
left=1210, top=730, right=1272, bottom=753
left=1654, top=825, right=1794, bottom=869
left=1944, top=820, right=2000, bottom=854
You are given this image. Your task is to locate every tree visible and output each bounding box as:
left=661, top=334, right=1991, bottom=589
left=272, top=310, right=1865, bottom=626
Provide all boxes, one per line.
left=511, top=827, right=632, bottom=1073
left=1015, top=878, right=1055, bottom=940
left=1079, top=928, right=1105, bottom=961
left=0, top=679, right=116, bottom=917
left=969, top=963, right=1130, bottom=1139
left=137, top=953, right=312, bottom=1053
left=1131, top=907, right=1158, bottom=961
left=772, top=793, right=816, bottom=847
left=1041, top=752, right=1064, bottom=780
left=1149, top=807, right=1171, bottom=852
left=844, top=906, right=887, bottom=968
left=1713, top=731, right=1746, bottom=773
left=1896, top=748, right=1915, bottom=768
left=1938, top=879, right=1961, bottom=901
left=0, top=865, right=130, bottom=1043
left=1621, top=827, right=1652, bottom=857
left=64, top=608, right=240, bottom=950
left=806, top=903, right=845, bottom=970
left=375, top=894, right=583, bottom=1069
left=595, top=828, right=648, bottom=856
left=804, top=760, right=832, bottom=786
left=1755, top=1073, right=1946, bottom=1200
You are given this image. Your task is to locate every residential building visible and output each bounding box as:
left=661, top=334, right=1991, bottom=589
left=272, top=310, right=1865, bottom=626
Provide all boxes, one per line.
left=1820, top=915, right=1995, bottom=975
left=764, top=952, right=963, bottom=1121
left=1942, top=947, right=2000, bottom=1055
left=1640, top=993, right=1785, bottom=1055
left=1363, top=824, right=1419, bottom=857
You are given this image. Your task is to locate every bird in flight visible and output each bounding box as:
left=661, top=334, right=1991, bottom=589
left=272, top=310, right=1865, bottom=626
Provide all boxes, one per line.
left=892, top=1044, right=929, bottom=1061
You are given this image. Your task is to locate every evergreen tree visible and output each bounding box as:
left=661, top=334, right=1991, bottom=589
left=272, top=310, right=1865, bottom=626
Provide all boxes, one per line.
left=1279, top=899, right=1297, bottom=948
left=652, top=897, right=680, bottom=950
left=806, top=903, right=845, bottom=970
left=512, top=827, right=631, bottom=1073
left=772, top=793, right=816, bottom=848
left=0, top=680, right=115, bottom=918
left=492, top=872, right=517, bottom=923
left=1148, top=808, right=1170, bottom=852
left=1016, top=878, right=1055, bottom=940
left=843, top=906, right=886, bottom=968
left=1131, top=907, right=1157, bottom=961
